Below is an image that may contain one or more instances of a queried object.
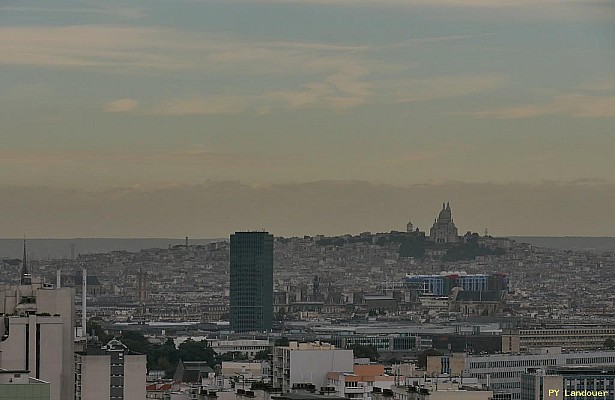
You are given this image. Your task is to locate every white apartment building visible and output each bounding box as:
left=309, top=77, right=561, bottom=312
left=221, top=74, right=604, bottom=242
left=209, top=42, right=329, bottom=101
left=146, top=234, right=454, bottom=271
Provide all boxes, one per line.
left=0, top=282, right=75, bottom=400
left=75, top=339, right=146, bottom=400
left=271, top=342, right=353, bottom=393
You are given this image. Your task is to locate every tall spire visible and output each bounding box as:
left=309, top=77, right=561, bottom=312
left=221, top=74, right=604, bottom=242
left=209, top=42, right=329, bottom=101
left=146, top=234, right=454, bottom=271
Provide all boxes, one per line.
left=21, top=237, right=31, bottom=285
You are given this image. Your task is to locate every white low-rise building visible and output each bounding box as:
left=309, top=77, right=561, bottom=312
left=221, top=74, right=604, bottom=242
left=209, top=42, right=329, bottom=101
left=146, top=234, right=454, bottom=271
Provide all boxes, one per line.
left=392, top=382, right=493, bottom=400
left=427, top=347, right=615, bottom=399
left=209, top=339, right=272, bottom=358
left=327, top=365, right=394, bottom=400
left=272, top=342, right=353, bottom=393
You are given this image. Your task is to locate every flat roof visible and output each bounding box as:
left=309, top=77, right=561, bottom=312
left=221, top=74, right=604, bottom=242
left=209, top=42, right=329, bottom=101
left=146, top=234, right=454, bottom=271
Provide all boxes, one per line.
left=272, top=394, right=347, bottom=400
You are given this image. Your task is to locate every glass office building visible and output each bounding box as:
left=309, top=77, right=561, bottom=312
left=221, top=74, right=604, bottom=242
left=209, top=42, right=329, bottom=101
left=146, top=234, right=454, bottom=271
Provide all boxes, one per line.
left=230, top=231, right=274, bottom=333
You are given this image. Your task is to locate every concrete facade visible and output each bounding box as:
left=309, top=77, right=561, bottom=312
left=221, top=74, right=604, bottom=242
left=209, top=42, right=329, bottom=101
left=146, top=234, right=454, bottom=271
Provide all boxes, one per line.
left=272, top=342, right=353, bottom=393
left=503, top=326, right=615, bottom=353
left=429, top=348, right=615, bottom=399
left=327, top=365, right=394, bottom=400
left=75, top=340, right=146, bottom=400
left=0, top=284, right=75, bottom=400
left=210, top=339, right=272, bottom=358
left=124, top=353, right=147, bottom=400
left=0, top=370, right=50, bottom=400
left=521, top=366, right=615, bottom=400
left=76, top=355, right=111, bottom=400
left=392, top=383, right=493, bottom=400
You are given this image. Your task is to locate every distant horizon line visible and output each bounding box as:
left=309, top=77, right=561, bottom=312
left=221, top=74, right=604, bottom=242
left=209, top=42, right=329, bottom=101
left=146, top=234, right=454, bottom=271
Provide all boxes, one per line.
left=2, top=235, right=615, bottom=240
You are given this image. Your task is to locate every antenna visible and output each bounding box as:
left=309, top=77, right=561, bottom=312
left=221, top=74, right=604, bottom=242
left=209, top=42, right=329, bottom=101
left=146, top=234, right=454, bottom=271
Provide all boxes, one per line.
left=82, top=267, right=87, bottom=339
left=21, top=236, right=31, bottom=285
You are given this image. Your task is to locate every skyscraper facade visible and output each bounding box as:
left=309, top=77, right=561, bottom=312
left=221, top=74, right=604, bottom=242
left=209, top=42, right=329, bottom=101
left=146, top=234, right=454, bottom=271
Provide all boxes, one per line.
left=229, top=231, right=274, bottom=333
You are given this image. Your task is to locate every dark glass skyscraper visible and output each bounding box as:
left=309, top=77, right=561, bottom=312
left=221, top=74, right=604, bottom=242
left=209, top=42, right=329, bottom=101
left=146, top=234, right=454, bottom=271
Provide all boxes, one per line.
left=229, top=231, right=274, bottom=333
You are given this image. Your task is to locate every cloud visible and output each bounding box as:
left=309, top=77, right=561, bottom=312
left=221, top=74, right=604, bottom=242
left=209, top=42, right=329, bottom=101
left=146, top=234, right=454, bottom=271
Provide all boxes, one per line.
left=119, top=72, right=504, bottom=115
left=232, top=0, right=605, bottom=8
left=383, top=151, right=440, bottom=166
left=148, top=96, right=249, bottom=116
left=0, top=148, right=283, bottom=168
left=579, top=78, right=615, bottom=92
left=264, top=65, right=371, bottom=112
left=0, top=25, right=194, bottom=70
left=467, top=94, right=615, bottom=119
left=143, top=81, right=368, bottom=115
left=390, top=74, right=507, bottom=103
left=0, top=25, right=386, bottom=113
left=1, top=23, right=510, bottom=114
left=0, top=24, right=381, bottom=72
left=226, top=0, right=615, bottom=23
left=0, top=5, right=145, bottom=19
left=104, top=98, right=139, bottom=113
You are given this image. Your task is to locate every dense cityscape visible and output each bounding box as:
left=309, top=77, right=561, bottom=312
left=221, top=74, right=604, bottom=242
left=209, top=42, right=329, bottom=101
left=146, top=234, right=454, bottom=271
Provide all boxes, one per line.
left=3, top=0, right=613, bottom=399
left=1, top=204, right=615, bottom=399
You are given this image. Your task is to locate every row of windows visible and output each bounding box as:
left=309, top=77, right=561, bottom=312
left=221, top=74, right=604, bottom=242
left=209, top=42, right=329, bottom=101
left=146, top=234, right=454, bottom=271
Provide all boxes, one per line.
left=470, top=359, right=557, bottom=369
left=522, top=336, right=614, bottom=341
left=478, top=371, right=522, bottom=379
left=216, top=346, right=269, bottom=351
left=491, top=382, right=521, bottom=389
left=566, top=379, right=615, bottom=385
left=520, top=330, right=615, bottom=335
left=470, top=355, right=615, bottom=369
left=566, top=382, right=614, bottom=391
left=567, top=356, right=615, bottom=364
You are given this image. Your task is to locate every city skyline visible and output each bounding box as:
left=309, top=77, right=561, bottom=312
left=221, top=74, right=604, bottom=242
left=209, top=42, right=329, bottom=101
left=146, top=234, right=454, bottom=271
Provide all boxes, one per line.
left=1, top=0, right=614, bottom=237
left=2, top=181, right=615, bottom=238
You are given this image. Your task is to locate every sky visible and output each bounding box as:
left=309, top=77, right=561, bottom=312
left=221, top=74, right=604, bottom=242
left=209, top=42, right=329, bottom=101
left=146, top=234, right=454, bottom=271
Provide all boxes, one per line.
left=1, top=0, right=614, bottom=238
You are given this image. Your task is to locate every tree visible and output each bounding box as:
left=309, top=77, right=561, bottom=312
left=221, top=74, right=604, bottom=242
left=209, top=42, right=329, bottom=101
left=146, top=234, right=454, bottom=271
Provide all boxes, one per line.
left=254, top=349, right=271, bottom=360
left=605, top=338, right=615, bottom=349
left=274, top=337, right=290, bottom=346
left=416, top=349, right=442, bottom=369
left=399, top=236, right=426, bottom=259
left=121, top=331, right=150, bottom=354
left=275, top=308, right=287, bottom=321
left=349, top=344, right=379, bottom=361
left=86, top=319, right=112, bottom=344
left=251, top=381, right=272, bottom=391
left=217, top=351, right=249, bottom=362
left=177, top=339, right=217, bottom=367
left=148, top=338, right=179, bottom=377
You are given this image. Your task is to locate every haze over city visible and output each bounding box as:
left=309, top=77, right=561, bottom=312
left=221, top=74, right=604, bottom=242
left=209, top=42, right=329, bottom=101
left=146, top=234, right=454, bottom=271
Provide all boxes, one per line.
left=1, top=0, right=614, bottom=237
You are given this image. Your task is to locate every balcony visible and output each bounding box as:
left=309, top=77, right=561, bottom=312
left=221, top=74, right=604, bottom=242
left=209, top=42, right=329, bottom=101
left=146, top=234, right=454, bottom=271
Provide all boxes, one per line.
left=344, top=387, right=368, bottom=394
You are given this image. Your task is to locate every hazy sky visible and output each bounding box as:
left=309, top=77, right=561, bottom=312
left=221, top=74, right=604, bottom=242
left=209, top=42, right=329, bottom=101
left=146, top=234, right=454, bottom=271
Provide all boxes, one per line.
left=1, top=0, right=614, bottom=237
